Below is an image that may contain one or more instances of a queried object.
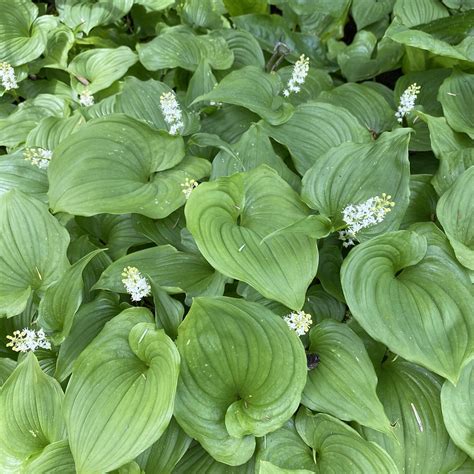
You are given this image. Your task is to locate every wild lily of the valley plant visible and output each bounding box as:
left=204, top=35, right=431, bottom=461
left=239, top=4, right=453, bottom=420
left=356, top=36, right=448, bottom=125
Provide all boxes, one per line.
left=0, top=0, right=473, bottom=472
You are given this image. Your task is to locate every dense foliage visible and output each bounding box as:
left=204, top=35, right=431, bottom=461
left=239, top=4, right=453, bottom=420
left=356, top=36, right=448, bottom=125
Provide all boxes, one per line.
left=0, top=0, right=473, bottom=472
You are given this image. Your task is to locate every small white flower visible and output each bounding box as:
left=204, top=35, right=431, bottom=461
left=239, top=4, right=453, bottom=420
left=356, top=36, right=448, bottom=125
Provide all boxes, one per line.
left=0, top=62, right=18, bottom=91
left=121, top=266, right=151, bottom=302
left=6, top=328, right=51, bottom=352
left=282, top=54, right=309, bottom=97
left=284, top=310, right=312, bottom=336
left=23, top=147, right=53, bottom=169
left=160, top=91, right=184, bottom=135
left=181, top=178, right=198, bottom=199
left=79, top=89, right=94, bottom=107
left=395, top=83, right=421, bottom=123
left=339, top=193, right=395, bottom=247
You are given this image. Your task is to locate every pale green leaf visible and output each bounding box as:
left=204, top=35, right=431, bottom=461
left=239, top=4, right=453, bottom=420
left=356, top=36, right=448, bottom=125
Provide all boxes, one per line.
left=359, top=358, right=468, bottom=473
left=341, top=223, right=473, bottom=383
left=64, top=309, right=180, bottom=473
left=303, top=320, right=392, bottom=433
left=175, top=297, right=307, bottom=465
left=261, top=102, right=371, bottom=174
left=441, top=357, right=474, bottom=457
left=0, top=190, right=69, bottom=318
left=185, top=166, right=318, bottom=309
left=0, top=353, right=66, bottom=462
left=22, top=439, right=75, bottom=474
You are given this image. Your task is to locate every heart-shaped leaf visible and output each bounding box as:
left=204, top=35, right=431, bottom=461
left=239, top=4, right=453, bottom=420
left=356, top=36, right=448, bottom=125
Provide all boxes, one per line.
left=359, top=358, right=468, bottom=473
left=185, top=166, right=318, bottom=309
left=261, top=102, right=371, bottom=174
left=0, top=190, right=69, bottom=318
left=0, top=353, right=66, bottom=462
left=441, top=359, right=474, bottom=458
left=295, top=409, right=398, bottom=473
left=68, top=46, right=138, bottom=94
left=302, top=320, right=391, bottom=434
left=48, top=114, right=210, bottom=219
left=64, top=308, right=180, bottom=473
left=437, top=167, right=474, bottom=270
left=174, top=297, right=307, bottom=465
left=341, top=223, right=473, bottom=383
left=302, top=128, right=411, bottom=240
left=193, top=66, right=294, bottom=125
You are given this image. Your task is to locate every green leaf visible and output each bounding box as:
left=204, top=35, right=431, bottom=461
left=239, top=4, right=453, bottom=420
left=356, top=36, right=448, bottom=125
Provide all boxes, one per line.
left=439, top=69, right=474, bottom=139
left=401, top=174, right=438, bottom=229
left=35, top=25, right=75, bottom=70
left=37, top=249, right=104, bottom=344
left=0, top=358, right=16, bottom=386
left=211, top=123, right=299, bottom=189
left=317, top=238, right=345, bottom=302
left=48, top=114, right=208, bottom=219
left=64, top=309, right=180, bottom=473
left=0, top=190, right=70, bottom=318
left=317, top=83, right=397, bottom=134
left=136, top=418, right=192, bottom=473
left=185, top=60, right=218, bottom=107
left=393, top=0, right=449, bottom=27
left=301, top=129, right=411, bottom=240
left=0, top=94, right=67, bottom=148
left=94, top=245, right=227, bottom=299
left=359, top=358, right=468, bottom=473
left=295, top=409, right=398, bottom=473
left=0, top=150, right=48, bottom=202
left=437, top=167, right=474, bottom=269
left=137, top=30, right=233, bottom=71
left=0, top=353, right=66, bottom=462
left=174, top=443, right=256, bottom=473
left=150, top=280, right=184, bottom=340
left=180, top=0, right=225, bottom=29
left=193, top=66, right=294, bottom=126
left=55, top=292, right=121, bottom=382
left=68, top=46, right=138, bottom=94
left=351, top=0, right=394, bottom=30
left=303, top=320, right=391, bottom=434
left=303, top=285, right=345, bottom=324
left=185, top=166, right=318, bottom=309
left=220, top=29, right=265, bottom=69
left=441, top=359, right=474, bottom=458
left=256, top=420, right=316, bottom=472
left=22, top=439, right=75, bottom=474
left=0, top=0, right=54, bottom=66
left=26, top=114, right=86, bottom=151
left=175, top=297, right=307, bottom=465
left=56, top=0, right=134, bottom=34
left=261, top=102, right=372, bottom=174
left=341, top=224, right=474, bottom=383
left=224, top=0, right=268, bottom=15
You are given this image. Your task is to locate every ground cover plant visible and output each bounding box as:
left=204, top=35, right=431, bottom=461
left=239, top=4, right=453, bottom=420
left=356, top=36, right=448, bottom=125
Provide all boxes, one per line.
left=0, top=0, right=473, bottom=472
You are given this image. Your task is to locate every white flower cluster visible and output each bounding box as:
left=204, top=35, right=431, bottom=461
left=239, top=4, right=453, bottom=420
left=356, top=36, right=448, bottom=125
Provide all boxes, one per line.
left=283, top=54, right=309, bottom=97
left=395, top=83, right=421, bottom=123
left=6, top=328, right=51, bottom=353
left=284, top=310, right=313, bottom=336
left=23, top=147, right=53, bottom=169
left=122, top=266, right=151, bottom=302
left=0, top=62, right=18, bottom=91
left=160, top=91, right=184, bottom=135
left=339, top=193, right=395, bottom=247
left=181, top=178, right=198, bottom=199
left=79, top=89, right=94, bottom=107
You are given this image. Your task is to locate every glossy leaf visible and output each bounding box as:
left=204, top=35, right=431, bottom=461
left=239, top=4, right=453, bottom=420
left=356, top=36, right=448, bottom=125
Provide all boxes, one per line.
left=0, top=190, right=69, bottom=318
left=341, top=224, right=473, bottom=383
left=64, top=308, right=180, bottom=473
left=193, top=66, right=294, bottom=126
left=185, top=166, right=318, bottom=309
left=0, top=353, right=66, bottom=462
left=302, top=320, right=391, bottom=433
left=441, top=359, right=474, bottom=457
left=261, top=102, right=371, bottom=174
left=437, top=167, right=474, bottom=269
left=359, top=358, right=467, bottom=473
left=174, top=297, right=307, bottom=465
left=48, top=114, right=207, bottom=219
